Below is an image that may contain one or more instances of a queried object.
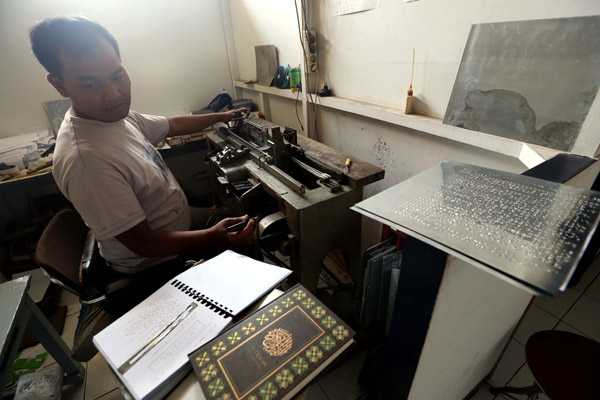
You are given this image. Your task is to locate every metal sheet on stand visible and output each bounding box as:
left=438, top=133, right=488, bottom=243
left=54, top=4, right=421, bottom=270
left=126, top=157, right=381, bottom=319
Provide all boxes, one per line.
left=255, top=45, right=277, bottom=86
left=352, top=161, right=600, bottom=296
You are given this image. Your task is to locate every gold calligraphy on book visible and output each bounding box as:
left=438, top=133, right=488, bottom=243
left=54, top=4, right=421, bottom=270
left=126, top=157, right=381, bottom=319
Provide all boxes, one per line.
left=262, top=328, right=293, bottom=356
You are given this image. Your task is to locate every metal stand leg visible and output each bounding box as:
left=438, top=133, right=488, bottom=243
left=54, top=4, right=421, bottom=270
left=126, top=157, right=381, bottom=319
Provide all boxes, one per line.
left=24, top=296, right=85, bottom=385
left=490, top=381, right=542, bottom=400
left=0, top=310, right=30, bottom=397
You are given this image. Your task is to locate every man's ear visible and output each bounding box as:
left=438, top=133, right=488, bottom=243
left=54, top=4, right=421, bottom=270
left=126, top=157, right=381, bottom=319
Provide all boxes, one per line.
left=47, top=74, right=69, bottom=98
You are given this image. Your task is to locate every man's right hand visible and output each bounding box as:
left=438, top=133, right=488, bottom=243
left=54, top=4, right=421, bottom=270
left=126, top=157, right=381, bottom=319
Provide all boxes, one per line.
left=116, top=215, right=256, bottom=258
left=210, top=215, right=256, bottom=246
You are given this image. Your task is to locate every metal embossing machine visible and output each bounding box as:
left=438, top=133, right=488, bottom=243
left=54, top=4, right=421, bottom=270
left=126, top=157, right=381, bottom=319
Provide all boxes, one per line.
left=205, top=116, right=384, bottom=291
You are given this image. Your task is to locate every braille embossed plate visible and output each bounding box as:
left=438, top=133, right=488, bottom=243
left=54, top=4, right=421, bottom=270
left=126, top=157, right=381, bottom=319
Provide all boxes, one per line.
left=352, top=161, right=600, bottom=296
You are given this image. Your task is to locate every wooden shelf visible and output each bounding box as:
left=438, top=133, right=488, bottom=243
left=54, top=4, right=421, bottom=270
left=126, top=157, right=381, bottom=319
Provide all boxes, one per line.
left=233, top=80, right=562, bottom=168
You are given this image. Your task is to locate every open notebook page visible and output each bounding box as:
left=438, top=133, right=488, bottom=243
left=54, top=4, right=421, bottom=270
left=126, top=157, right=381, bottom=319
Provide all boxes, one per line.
left=175, top=250, right=291, bottom=315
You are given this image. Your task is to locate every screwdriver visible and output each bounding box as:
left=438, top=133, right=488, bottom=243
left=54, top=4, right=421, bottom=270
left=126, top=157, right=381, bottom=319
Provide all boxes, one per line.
left=344, top=157, right=352, bottom=174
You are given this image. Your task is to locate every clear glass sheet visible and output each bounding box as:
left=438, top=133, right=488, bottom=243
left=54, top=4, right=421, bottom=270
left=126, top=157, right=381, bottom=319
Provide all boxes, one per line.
left=352, top=161, right=600, bottom=296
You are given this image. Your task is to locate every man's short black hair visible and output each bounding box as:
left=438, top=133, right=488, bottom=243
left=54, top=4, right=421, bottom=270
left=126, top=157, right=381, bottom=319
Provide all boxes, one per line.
left=30, top=16, right=121, bottom=78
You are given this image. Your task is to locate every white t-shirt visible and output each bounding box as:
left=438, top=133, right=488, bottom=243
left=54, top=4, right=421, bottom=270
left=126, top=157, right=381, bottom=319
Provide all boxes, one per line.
left=53, top=109, right=191, bottom=273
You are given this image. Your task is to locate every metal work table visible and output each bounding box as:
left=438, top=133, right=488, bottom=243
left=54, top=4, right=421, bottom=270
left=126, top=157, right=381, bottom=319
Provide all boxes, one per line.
left=205, top=122, right=384, bottom=291
left=0, top=276, right=84, bottom=396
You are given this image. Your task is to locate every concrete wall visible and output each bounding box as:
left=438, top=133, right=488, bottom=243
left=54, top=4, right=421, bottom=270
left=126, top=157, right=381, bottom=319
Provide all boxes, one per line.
left=0, top=0, right=234, bottom=137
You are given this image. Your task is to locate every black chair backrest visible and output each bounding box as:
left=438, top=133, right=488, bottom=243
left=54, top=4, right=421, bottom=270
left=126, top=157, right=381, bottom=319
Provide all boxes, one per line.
left=35, top=209, right=89, bottom=295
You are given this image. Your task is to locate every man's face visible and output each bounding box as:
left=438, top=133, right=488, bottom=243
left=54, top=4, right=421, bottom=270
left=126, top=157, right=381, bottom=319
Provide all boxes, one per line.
left=48, top=38, right=131, bottom=122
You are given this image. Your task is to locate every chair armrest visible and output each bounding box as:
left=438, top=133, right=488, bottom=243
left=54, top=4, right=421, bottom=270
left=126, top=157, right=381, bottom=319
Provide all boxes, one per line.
left=80, top=231, right=111, bottom=300
left=80, top=230, right=96, bottom=276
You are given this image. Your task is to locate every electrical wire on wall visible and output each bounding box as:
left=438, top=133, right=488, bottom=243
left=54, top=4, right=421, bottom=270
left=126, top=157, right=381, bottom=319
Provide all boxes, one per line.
left=295, top=90, right=304, bottom=131
left=294, top=0, right=320, bottom=142
left=301, top=0, right=320, bottom=142
left=293, top=1, right=305, bottom=133
left=313, top=68, right=320, bottom=141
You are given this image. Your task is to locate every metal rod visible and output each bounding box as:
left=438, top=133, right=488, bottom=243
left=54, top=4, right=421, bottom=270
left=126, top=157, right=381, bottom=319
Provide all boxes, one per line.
left=217, top=127, right=306, bottom=195
left=252, top=155, right=306, bottom=195
left=290, top=156, right=330, bottom=180
left=117, top=302, right=197, bottom=374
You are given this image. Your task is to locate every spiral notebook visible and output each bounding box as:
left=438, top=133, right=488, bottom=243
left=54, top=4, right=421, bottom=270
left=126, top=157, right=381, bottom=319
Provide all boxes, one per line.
left=93, top=250, right=291, bottom=400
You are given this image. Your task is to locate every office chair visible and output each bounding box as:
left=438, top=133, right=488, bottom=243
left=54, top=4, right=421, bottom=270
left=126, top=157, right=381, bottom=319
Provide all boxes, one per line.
left=490, top=330, right=600, bottom=400
left=35, top=208, right=138, bottom=313
left=35, top=208, right=149, bottom=361
left=35, top=208, right=197, bottom=316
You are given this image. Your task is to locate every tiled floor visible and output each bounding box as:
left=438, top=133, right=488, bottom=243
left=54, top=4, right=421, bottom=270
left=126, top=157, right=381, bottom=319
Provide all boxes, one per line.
left=13, top=258, right=600, bottom=400
left=474, top=257, right=600, bottom=400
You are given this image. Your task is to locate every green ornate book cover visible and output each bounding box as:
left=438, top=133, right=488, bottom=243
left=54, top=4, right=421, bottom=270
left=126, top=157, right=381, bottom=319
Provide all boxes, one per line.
left=188, top=284, right=355, bottom=400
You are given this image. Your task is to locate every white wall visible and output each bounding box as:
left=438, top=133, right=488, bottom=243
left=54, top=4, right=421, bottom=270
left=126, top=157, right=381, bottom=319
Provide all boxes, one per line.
left=315, top=0, right=600, bottom=118
left=0, top=0, right=233, bottom=137
left=317, top=107, right=526, bottom=247
left=228, top=0, right=306, bottom=133
left=229, top=0, right=302, bottom=82
left=227, top=0, right=600, bottom=248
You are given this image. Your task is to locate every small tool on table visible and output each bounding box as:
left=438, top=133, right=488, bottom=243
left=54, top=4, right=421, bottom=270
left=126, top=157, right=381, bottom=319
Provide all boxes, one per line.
left=344, top=157, right=352, bottom=174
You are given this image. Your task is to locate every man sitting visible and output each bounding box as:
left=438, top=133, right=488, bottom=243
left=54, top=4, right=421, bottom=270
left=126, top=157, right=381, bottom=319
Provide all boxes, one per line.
left=29, top=16, right=256, bottom=311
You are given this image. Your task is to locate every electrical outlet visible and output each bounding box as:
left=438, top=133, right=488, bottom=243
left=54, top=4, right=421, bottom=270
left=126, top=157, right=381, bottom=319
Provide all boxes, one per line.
left=304, top=30, right=317, bottom=73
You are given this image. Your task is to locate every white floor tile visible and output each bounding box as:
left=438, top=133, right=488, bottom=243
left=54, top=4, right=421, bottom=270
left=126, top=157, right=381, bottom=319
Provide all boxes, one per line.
left=584, top=274, right=600, bottom=302
left=318, top=350, right=364, bottom=400
left=467, top=383, right=495, bottom=400
left=17, top=309, right=79, bottom=371
left=497, top=364, right=550, bottom=400
left=513, top=304, right=559, bottom=346
left=534, top=288, right=581, bottom=319
left=18, top=343, right=47, bottom=364
left=41, top=349, right=56, bottom=370
left=14, top=345, right=86, bottom=399
left=499, top=394, right=549, bottom=400
left=562, top=294, right=600, bottom=342
left=553, top=321, right=589, bottom=338
left=62, top=311, right=80, bottom=350
left=507, top=363, right=534, bottom=388
left=498, top=364, right=536, bottom=400
left=59, top=288, right=83, bottom=317
left=572, top=265, right=600, bottom=293
left=587, top=252, right=600, bottom=269
left=39, top=311, right=80, bottom=368
left=488, top=339, right=525, bottom=387
left=84, top=353, right=119, bottom=400
left=13, top=268, right=51, bottom=303
left=95, top=388, right=126, bottom=399
left=296, top=382, right=329, bottom=400
left=61, top=379, right=86, bottom=400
